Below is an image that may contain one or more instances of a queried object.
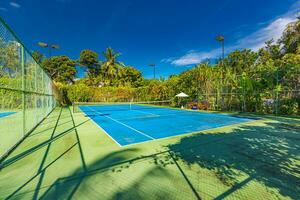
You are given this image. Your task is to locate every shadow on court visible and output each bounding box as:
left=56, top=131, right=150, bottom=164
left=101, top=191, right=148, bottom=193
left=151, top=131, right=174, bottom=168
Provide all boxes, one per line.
left=32, top=150, right=200, bottom=200
left=168, top=121, right=300, bottom=199
left=3, top=104, right=199, bottom=199
left=0, top=111, right=91, bottom=169
left=1, top=107, right=299, bottom=199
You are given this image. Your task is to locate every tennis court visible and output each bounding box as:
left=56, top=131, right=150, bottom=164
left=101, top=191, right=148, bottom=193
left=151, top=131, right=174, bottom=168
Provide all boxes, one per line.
left=78, top=103, right=255, bottom=146
left=0, top=112, right=16, bottom=119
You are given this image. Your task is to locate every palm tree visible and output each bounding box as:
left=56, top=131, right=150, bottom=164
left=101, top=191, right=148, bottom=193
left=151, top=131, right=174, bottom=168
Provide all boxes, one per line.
left=102, top=47, right=125, bottom=85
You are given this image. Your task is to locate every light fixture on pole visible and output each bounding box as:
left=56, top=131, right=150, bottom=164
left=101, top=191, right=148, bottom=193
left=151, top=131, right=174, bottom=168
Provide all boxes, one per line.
left=215, top=35, right=225, bottom=65
left=38, top=42, right=60, bottom=58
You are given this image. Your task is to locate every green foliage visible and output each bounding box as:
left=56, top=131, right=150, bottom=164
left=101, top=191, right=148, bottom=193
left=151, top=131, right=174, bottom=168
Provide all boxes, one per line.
left=117, top=66, right=143, bottom=87
left=0, top=39, right=20, bottom=77
left=31, top=51, right=44, bottom=64
left=79, top=49, right=98, bottom=67
left=77, top=48, right=144, bottom=88
left=2, top=18, right=294, bottom=115
left=280, top=19, right=300, bottom=54
left=225, top=49, right=258, bottom=74
left=42, top=56, right=76, bottom=84
left=79, top=49, right=101, bottom=78
left=101, top=47, right=125, bottom=86
left=65, top=84, right=135, bottom=102
left=65, top=83, right=92, bottom=102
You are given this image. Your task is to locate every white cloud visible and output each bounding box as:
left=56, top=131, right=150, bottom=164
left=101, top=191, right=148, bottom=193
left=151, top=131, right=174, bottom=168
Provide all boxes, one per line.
left=236, top=17, right=295, bottom=51
left=0, top=7, right=7, bottom=11
left=161, top=57, right=176, bottom=63
left=165, top=2, right=299, bottom=66
left=170, top=50, right=219, bottom=66
left=10, top=2, right=21, bottom=8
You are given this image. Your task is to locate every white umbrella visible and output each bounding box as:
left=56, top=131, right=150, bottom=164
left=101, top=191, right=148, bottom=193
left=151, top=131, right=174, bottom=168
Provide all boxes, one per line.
left=175, top=92, right=189, bottom=108
left=175, top=92, right=189, bottom=97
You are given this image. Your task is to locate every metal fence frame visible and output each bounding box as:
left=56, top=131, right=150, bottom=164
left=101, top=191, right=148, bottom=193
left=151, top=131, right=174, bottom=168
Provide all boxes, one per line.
left=0, top=17, right=57, bottom=162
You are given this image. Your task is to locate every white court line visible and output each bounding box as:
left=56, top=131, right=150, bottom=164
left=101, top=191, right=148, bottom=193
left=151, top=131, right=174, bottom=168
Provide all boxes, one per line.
left=131, top=109, right=160, bottom=117
left=81, top=106, right=260, bottom=147
left=88, top=115, right=122, bottom=147
left=78, top=108, right=122, bottom=147
left=113, top=110, right=197, bottom=121
left=86, top=106, right=155, bottom=140
left=121, top=118, right=262, bottom=147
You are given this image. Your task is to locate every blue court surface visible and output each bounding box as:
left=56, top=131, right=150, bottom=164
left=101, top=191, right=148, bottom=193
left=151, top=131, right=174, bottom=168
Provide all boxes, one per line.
left=0, top=112, right=16, bottom=119
left=79, top=104, right=255, bottom=146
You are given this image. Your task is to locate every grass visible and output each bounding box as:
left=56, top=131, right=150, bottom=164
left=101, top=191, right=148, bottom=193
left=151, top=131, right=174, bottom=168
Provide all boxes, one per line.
left=0, top=107, right=299, bottom=199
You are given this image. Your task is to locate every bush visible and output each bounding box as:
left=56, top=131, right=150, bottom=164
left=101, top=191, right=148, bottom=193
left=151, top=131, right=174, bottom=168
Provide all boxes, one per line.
left=66, top=83, right=92, bottom=103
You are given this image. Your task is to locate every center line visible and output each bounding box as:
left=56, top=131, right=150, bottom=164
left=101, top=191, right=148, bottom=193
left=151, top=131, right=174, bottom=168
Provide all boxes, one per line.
left=131, top=109, right=160, bottom=117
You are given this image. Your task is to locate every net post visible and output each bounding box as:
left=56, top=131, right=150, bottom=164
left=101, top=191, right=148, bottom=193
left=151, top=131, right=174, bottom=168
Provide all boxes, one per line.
left=72, top=102, right=75, bottom=113
left=130, top=101, right=132, bottom=110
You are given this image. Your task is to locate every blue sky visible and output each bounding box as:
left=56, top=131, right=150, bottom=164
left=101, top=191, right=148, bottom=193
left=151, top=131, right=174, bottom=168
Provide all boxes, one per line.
left=0, top=0, right=299, bottom=78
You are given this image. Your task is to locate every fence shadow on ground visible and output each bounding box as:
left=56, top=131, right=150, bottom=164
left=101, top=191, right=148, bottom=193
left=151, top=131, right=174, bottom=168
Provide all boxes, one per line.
left=3, top=108, right=300, bottom=199
left=3, top=107, right=183, bottom=200
left=0, top=118, right=91, bottom=169
left=168, top=121, right=300, bottom=199
left=37, top=149, right=199, bottom=200
left=38, top=148, right=147, bottom=200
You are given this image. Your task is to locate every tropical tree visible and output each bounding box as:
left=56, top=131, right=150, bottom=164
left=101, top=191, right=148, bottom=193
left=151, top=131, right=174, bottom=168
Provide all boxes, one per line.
left=79, top=49, right=101, bottom=78
left=42, top=56, right=76, bottom=84
left=225, top=49, right=258, bottom=74
left=118, top=66, right=143, bottom=87
left=101, top=47, right=125, bottom=86
left=32, top=51, right=44, bottom=64
left=280, top=18, right=300, bottom=54
left=25, top=18, right=299, bottom=115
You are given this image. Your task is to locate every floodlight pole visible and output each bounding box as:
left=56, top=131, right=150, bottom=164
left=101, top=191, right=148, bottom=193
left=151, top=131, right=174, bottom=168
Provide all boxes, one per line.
left=275, top=68, right=279, bottom=116
left=215, top=35, right=225, bottom=66
left=38, top=42, right=60, bottom=58
left=149, top=64, right=156, bottom=79
left=216, top=35, right=225, bottom=110
left=222, top=40, right=224, bottom=62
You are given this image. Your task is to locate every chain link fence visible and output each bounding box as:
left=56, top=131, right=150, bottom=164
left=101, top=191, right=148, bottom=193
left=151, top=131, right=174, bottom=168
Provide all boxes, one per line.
left=190, top=89, right=300, bottom=115
left=0, top=17, right=57, bottom=160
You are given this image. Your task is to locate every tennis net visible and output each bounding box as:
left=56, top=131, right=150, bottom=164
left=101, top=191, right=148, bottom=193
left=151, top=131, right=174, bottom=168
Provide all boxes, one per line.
left=72, top=100, right=173, bottom=113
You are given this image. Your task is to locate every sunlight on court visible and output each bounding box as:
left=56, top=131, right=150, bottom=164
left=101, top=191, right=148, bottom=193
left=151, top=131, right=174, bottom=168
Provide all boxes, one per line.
left=77, top=103, right=255, bottom=146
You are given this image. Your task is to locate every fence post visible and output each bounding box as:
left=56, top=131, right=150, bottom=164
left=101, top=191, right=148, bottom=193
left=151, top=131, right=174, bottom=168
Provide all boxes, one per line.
left=21, top=45, right=25, bottom=137
left=275, top=68, right=279, bottom=116
left=243, top=78, right=246, bottom=112
left=215, top=91, right=218, bottom=110
left=35, top=63, right=38, bottom=124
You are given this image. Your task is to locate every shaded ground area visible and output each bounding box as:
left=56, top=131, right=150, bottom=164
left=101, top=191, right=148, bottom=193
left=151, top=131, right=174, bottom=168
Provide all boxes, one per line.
left=0, top=107, right=299, bottom=199
left=168, top=118, right=300, bottom=199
